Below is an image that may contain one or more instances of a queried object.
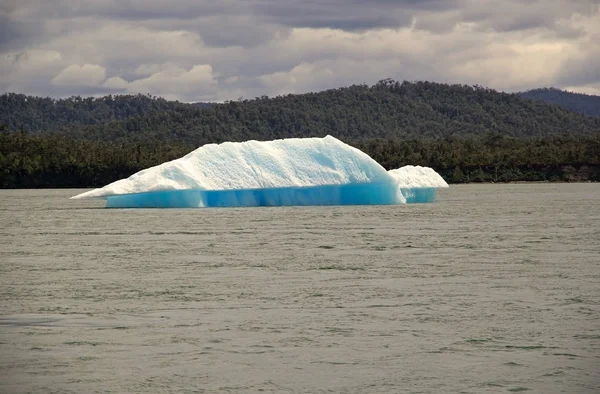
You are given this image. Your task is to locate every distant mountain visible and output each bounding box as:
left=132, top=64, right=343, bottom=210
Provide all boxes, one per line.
left=519, top=88, right=600, bottom=117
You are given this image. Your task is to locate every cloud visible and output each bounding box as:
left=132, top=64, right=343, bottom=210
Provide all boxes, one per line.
left=553, top=12, right=600, bottom=89
left=0, top=49, right=64, bottom=95
left=0, top=0, right=599, bottom=101
left=127, top=64, right=218, bottom=101
left=103, top=76, right=128, bottom=90
left=52, top=64, right=107, bottom=87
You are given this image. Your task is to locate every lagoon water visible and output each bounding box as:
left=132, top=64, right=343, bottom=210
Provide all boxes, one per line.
left=0, top=184, right=598, bottom=393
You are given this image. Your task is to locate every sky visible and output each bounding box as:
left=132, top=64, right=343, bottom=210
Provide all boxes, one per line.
left=1, top=0, right=599, bottom=102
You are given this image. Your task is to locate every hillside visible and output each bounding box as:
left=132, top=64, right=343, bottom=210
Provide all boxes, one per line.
left=0, top=93, right=209, bottom=132
left=3, top=80, right=599, bottom=145
left=520, top=88, right=600, bottom=118
left=1, top=80, right=599, bottom=187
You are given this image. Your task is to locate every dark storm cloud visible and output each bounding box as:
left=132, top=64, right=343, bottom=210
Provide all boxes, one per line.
left=46, top=0, right=457, bottom=29
left=144, top=16, right=287, bottom=48
left=253, top=0, right=460, bottom=31
left=0, top=15, right=29, bottom=51
left=252, top=1, right=413, bottom=30
left=348, top=0, right=461, bottom=8
left=13, top=0, right=231, bottom=21
left=0, top=4, right=46, bottom=51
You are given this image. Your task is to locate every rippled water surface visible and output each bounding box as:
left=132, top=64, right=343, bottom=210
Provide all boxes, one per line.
left=1, top=184, right=599, bottom=393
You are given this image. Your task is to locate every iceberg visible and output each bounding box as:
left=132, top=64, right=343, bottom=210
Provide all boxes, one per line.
left=71, top=136, right=448, bottom=208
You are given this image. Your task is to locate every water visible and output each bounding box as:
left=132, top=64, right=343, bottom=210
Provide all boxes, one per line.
left=1, top=184, right=598, bottom=393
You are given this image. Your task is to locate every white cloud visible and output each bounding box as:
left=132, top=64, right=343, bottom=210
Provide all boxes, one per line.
left=51, top=64, right=107, bottom=87
left=103, top=76, right=128, bottom=89
left=125, top=64, right=218, bottom=101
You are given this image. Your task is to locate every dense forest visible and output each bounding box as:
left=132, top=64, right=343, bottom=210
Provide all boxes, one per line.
left=0, top=93, right=210, bottom=132
left=3, top=81, right=599, bottom=142
left=520, top=88, right=600, bottom=118
left=1, top=80, right=599, bottom=188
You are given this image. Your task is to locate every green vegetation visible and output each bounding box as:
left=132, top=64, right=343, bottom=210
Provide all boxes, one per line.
left=0, top=93, right=212, bottom=132
left=1, top=80, right=599, bottom=188
left=520, top=88, right=600, bottom=118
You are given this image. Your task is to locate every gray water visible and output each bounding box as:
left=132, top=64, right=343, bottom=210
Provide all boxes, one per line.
left=0, top=184, right=598, bottom=393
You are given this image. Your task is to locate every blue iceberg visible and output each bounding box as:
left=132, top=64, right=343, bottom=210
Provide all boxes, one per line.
left=71, top=136, right=448, bottom=208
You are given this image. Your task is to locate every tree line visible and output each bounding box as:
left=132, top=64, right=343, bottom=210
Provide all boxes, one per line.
left=2, top=125, right=598, bottom=188
left=1, top=80, right=599, bottom=187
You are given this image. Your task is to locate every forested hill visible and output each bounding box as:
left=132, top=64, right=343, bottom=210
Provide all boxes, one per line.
left=2, top=80, right=599, bottom=188
left=519, top=88, right=600, bottom=118
left=2, top=80, right=599, bottom=145
left=0, top=93, right=212, bottom=132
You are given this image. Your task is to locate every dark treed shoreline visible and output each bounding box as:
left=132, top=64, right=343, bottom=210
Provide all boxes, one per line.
left=2, top=129, right=597, bottom=188
left=2, top=80, right=599, bottom=188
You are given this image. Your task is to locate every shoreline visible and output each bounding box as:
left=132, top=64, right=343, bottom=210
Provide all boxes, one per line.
left=1, top=180, right=598, bottom=191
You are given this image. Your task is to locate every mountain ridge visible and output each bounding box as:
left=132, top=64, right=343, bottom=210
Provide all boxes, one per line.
left=519, top=87, right=600, bottom=118
left=2, top=80, right=599, bottom=145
